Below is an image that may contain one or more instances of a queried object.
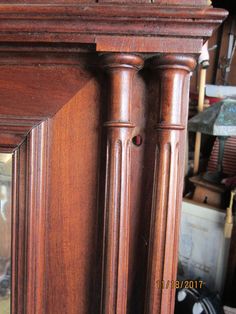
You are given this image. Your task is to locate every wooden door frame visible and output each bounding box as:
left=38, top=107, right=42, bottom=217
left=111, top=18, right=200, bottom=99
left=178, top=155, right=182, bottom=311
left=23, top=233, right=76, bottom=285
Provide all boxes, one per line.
left=0, top=118, right=49, bottom=314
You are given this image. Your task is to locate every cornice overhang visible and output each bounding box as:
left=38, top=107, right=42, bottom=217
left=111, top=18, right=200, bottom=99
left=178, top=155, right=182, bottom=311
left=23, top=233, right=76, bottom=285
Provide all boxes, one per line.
left=0, top=4, right=228, bottom=53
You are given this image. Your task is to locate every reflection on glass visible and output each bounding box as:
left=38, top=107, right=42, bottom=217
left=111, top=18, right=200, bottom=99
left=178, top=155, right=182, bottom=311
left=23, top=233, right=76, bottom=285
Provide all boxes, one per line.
left=0, top=153, right=12, bottom=314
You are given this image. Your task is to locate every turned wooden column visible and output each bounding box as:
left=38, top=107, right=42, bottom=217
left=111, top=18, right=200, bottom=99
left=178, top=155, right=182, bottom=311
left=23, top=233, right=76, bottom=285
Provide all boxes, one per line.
left=145, top=54, right=196, bottom=314
left=100, top=53, right=144, bottom=314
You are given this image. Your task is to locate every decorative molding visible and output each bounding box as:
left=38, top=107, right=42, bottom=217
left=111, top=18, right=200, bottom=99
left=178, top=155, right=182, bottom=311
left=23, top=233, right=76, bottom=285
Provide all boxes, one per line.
left=100, top=53, right=143, bottom=314
left=0, top=4, right=227, bottom=53
left=0, top=116, right=46, bottom=149
left=7, top=120, right=49, bottom=314
left=145, top=54, right=196, bottom=314
left=0, top=51, right=96, bottom=64
left=25, top=120, right=49, bottom=314
left=12, top=145, right=26, bottom=314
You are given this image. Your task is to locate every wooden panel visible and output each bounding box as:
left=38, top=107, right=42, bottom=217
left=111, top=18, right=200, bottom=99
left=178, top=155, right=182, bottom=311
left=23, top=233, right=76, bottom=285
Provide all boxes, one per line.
left=0, top=62, right=93, bottom=118
left=99, top=0, right=151, bottom=3
left=0, top=0, right=96, bottom=3
left=98, top=0, right=207, bottom=3
left=152, top=0, right=209, bottom=4
left=45, top=77, right=101, bottom=314
left=96, top=36, right=202, bottom=53
left=43, top=63, right=156, bottom=314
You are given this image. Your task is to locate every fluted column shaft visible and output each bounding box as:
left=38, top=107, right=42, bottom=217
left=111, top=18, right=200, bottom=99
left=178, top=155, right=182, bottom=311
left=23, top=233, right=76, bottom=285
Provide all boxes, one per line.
left=100, top=53, right=144, bottom=314
left=145, top=54, right=196, bottom=314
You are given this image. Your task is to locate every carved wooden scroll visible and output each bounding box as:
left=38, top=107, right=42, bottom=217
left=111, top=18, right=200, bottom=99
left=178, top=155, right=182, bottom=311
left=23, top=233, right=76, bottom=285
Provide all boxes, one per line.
left=145, top=54, right=196, bottom=314
left=100, top=53, right=144, bottom=314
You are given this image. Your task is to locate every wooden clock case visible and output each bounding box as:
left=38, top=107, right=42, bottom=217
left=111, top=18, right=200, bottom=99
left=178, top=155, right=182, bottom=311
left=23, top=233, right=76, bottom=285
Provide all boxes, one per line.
left=0, top=2, right=227, bottom=314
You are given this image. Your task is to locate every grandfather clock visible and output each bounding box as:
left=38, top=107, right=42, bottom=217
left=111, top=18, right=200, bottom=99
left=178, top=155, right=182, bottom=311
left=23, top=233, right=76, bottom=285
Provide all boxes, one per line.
left=0, top=2, right=227, bottom=314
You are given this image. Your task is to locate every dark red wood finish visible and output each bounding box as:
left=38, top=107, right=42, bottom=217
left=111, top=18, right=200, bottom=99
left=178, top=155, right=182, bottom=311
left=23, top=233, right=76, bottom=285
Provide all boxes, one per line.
left=144, top=55, right=196, bottom=314
left=0, top=3, right=227, bottom=314
left=100, top=54, right=144, bottom=314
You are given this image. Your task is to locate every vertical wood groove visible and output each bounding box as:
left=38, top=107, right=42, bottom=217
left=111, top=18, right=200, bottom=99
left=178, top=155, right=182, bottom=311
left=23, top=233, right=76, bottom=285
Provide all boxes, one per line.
left=10, top=120, right=50, bottom=314
left=145, top=54, right=196, bottom=314
left=100, top=53, right=143, bottom=314
left=26, top=121, right=49, bottom=314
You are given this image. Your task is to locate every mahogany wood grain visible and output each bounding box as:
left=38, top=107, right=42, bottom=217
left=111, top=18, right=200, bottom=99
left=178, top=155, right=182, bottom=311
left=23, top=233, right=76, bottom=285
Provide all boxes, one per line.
left=11, top=142, right=27, bottom=314
left=25, top=121, right=49, bottom=314
left=0, top=133, right=25, bottom=149
left=127, top=68, right=158, bottom=314
left=0, top=3, right=227, bottom=314
left=46, top=77, right=101, bottom=314
left=100, top=53, right=144, bottom=314
left=10, top=122, right=49, bottom=314
left=96, top=36, right=203, bottom=53
left=0, top=0, right=96, bottom=3
left=0, top=62, right=93, bottom=117
left=0, top=0, right=210, bottom=4
left=0, top=4, right=227, bottom=49
left=144, top=54, right=196, bottom=314
left=0, top=116, right=43, bottom=149
left=99, top=0, right=151, bottom=3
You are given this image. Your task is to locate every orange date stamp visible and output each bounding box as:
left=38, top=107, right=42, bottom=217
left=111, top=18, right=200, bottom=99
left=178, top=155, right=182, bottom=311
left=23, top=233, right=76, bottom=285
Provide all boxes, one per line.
left=156, top=280, right=205, bottom=289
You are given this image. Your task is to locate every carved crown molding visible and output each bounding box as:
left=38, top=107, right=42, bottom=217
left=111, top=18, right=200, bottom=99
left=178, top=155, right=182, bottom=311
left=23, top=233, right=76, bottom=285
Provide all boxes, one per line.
left=0, top=4, right=228, bottom=53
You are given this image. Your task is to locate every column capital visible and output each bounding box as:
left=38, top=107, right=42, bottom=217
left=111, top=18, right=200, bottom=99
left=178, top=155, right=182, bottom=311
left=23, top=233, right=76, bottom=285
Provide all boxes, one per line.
left=100, top=53, right=144, bottom=70
left=99, top=53, right=144, bottom=125
left=151, top=54, right=196, bottom=72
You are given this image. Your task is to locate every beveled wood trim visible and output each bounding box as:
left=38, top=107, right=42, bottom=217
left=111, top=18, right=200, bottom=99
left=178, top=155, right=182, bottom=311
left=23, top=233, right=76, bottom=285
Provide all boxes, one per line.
left=0, top=4, right=227, bottom=50
left=0, top=146, right=15, bottom=153
left=0, top=4, right=225, bottom=19
left=9, top=120, right=49, bottom=314
left=0, top=43, right=95, bottom=53
left=0, top=51, right=96, bottom=64
left=25, top=120, right=49, bottom=314
left=0, top=116, right=46, bottom=150
left=12, top=141, right=27, bottom=314
left=0, top=134, right=25, bottom=149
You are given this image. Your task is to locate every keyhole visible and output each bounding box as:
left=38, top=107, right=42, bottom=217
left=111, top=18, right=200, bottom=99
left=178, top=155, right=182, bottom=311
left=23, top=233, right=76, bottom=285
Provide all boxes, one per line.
left=132, top=135, right=142, bottom=147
